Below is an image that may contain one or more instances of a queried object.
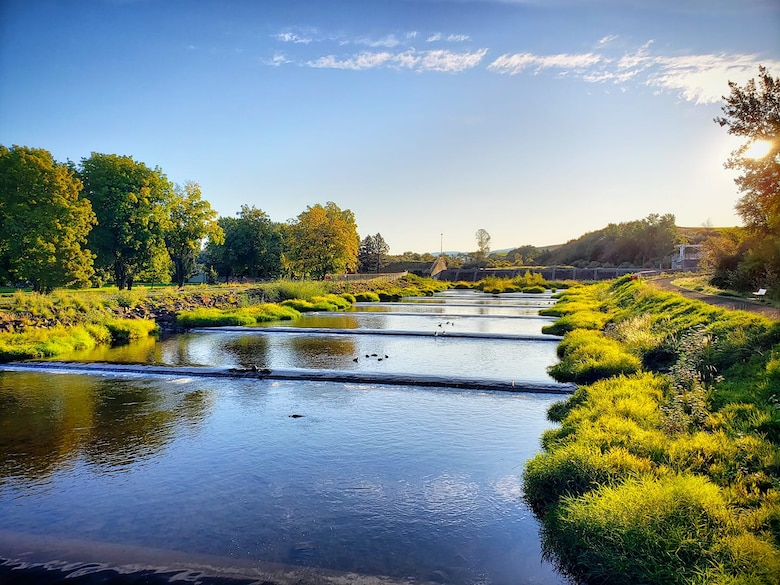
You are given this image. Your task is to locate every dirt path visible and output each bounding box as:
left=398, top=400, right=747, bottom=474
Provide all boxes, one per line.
left=650, top=277, right=780, bottom=320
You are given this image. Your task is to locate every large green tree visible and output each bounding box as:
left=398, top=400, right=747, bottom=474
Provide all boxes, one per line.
left=79, top=153, right=173, bottom=289
left=714, top=66, right=780, bottom=292
left=358, top=233, right=390, bottom=273
left=204, top=205, right=282, bottom=281
left=0, top=146, right=96, bottom=292
left=287, top=202, right=359, bottom=279
left=165, top=182, right=223, bottom=287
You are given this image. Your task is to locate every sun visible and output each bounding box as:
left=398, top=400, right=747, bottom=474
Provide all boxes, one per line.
left=744, top=139, right=773, bottom=159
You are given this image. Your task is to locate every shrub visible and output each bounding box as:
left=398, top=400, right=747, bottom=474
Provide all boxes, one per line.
left=522, top=285, right=547, bottom=294
left=548, top=331, right=641, bottom=384
left=354, top=291, right=380, bottom=302
left=542, top=310, right=610, bottom=335
left=0, top=325, right=98, bottom=360
left=104, top=318, right=158, bottom=343
left=176, top=305, right=300, bottom=327
left=524, top=443, right=653, bottom=516
left=547, top=474, right=733, bottom=585
left=262, top=280, right=328, bottom=302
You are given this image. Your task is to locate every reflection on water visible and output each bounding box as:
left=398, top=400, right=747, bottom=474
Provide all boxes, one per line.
left=0, top=372, right=210, bottom=482
left=58, top=332, right=558, bottom=384
left=0, top=374, right=565, bottom=584
left=1, top=291, right=568, bottom=583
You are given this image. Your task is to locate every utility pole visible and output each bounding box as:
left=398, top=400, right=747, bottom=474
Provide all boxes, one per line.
left=440, top=233, right=443, bottom=256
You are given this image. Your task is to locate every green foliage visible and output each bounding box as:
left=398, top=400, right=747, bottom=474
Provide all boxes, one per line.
left=542, top=310, right=610, bottom=336
left=281, top=294, right=350, bottom=312
left=204, top=205, right=282, bottom=282
left=358, top=233, right=390, bottom=273
left=529, top=278, right=780, bottom=583
left=0, top=145, right=96, bottom=292
left=548, top=474, right=736, bottom=585
left=175, top=304, right=300, bottom=327
left=542, top=213, right=679, bottom=268
left=103, top=318, right=158, bottom=343
left=354, top=291, right=380, bottom=302
left=477, top=271, right=549, bottom=294
left=0, top=317, right=156, bottom=361
left=286, top=201, right=359, bottom=279
left=548, top=324, right=642, bottom=384
left=79, top=152, right=173, bottom=290
left=165, top=181, right=223, bottom=287
left=261, top=280, right=328, bottom=302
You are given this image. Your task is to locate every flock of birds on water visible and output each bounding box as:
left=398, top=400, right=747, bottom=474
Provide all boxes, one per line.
left=231, top=319, right=461, bottom=419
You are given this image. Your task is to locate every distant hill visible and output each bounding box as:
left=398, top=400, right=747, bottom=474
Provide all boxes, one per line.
left=528, top=215, right=714, bottom=269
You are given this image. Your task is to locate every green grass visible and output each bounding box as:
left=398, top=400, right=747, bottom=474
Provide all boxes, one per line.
left=175, top=304, right=301, bottom=327
left=0, top=318, right=157, bottom=361
left=526, top=276, right=780, bottom=584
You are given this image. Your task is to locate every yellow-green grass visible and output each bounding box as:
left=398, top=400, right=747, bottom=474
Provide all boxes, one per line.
left=176, top=304, right=301, bottom=328
left=0, top=318, right=157, bottom=361
left=526, top=276, right=780, bottom=584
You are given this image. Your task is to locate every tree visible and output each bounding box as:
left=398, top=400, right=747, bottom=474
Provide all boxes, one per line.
left=475, top=229, right=491, bottom=262
left=165, top=182, right=223, bottom=287
left=714, top=67, right=780, bottom=292
left=286, top=202, right=359, bottom=279
left=358, top=233, right=390, bottom=273
left=0, top=146, right=96, bottom=292
left=79, top=153, right=174, bottom=289
left=204, top=206, right=282, bottom=281
left=715, top=66, right=780, bottom=237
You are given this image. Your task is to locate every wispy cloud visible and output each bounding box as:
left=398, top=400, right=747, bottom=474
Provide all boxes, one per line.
left=306, top=48, right=488, bottom=72
left=354, top=35, right=402, bottom=48
left=274, top=31, right=314, bottom=44
left=487, top=42, right=780, bottom=104
left=269, top=27, right=779, bottom=104
left=596, top=34, right=618, bottom=47
left=488, top=52, right=602, bottom=74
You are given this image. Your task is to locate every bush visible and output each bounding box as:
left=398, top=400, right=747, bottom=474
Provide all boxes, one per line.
left=548, top=330, right=641, bottom=384
left=547, top=474, right=733, bottom=585
left=542, top=310, right=610, bottom=335
left=0, top=324, right=110, bottom=360
left=354, top=291, right=380, bottom=302
left=524, top=443, right=654, bottom=516
left=261, top=280, right=328, bottom=302
left=176, top=304, right=301, bottom=327
left=104, top=318, right=158, bottom=343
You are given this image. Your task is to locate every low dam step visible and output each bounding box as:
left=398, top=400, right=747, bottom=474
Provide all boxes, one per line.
left=191, top=326, right=563, bottom=342
left=3, top=361, right=575, bottom=394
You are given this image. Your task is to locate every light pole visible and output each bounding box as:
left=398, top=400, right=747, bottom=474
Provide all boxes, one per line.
left=440, top=233, right=443, bottom=257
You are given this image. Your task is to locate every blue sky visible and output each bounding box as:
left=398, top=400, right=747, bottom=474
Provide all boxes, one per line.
left=2, top=0, right=779, bottom=254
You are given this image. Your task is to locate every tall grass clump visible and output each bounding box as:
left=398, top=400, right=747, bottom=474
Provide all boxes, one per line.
left=281, top=294, right=351, bottom=312
left=176, top=304, right=300, bottom=328
left=526, top=276, right=780, bottom=584
left=0, top=318, right=157, bottom=361
left=354, top=291, right=380, bottom=302
left=548, top=330, right=641, bottom=383
left=102, top=318, right=158, bottom=343
left=546, top=474, right=736, bottom=585
left=261, top=280, right=328, bottom=302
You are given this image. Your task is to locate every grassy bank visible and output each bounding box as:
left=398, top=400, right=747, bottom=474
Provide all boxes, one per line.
left=0, top=274, right=446, bottom=360
left=526, top=276, right=780, bottom=584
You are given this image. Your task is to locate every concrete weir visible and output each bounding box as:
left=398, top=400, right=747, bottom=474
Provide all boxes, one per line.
left=191, top=325, right=564, bottom=342
left=1, top=361, right=575, bottom=394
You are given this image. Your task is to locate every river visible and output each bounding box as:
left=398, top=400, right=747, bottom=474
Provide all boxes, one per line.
left=0, top=289, right=570, bottom=585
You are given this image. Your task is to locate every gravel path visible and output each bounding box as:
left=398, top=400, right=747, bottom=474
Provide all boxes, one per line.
left=649, top=277, right=780, bottom=320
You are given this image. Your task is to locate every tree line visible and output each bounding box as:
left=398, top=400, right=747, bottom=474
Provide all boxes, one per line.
left=0, top=147, right=361, bottom=291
